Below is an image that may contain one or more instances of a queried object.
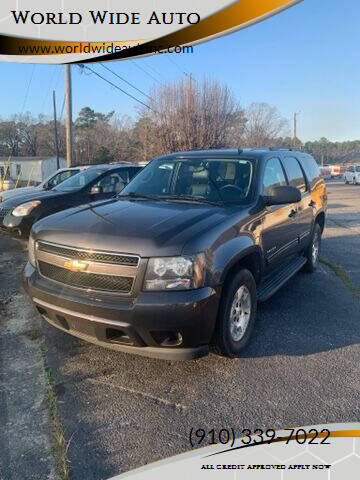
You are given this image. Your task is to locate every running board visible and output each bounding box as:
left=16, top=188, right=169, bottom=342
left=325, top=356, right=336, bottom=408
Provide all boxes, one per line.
left=257, top=256, right=307, bottom=302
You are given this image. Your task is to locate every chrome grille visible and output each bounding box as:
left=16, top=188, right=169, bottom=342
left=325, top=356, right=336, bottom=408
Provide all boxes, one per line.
left=0, top=206, right=11, bottom=219
left=37, top=241, right=139, bottom=266
left=38, top=261, right=134, bottom=293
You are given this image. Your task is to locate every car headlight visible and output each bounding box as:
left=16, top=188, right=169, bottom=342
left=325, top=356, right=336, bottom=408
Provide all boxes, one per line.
left=28, top=234, right=36, bottom=267
left=144, top=253, right=206, bottom=291
left=12, top=200, right=41, bottom=217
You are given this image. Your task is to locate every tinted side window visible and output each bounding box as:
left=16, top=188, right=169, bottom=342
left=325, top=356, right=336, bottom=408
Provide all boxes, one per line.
left=300, top=155, right=320, bottom=188
left=356, top=166, right=360, bottom=173
left=117, top=169, right=130, bottom=184
left=129, top=167, right=142, bottom=179
left=95, top=171, right=127, bottom=193
left=283, top=157, right=307, bottom=193
left=348, top=166, right=354, bottom=172
left=262, top=157, right=287, bottom=195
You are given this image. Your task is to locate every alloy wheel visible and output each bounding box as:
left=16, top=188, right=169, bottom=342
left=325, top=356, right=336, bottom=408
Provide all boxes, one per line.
left=312, top=233, right=319, bottom=265
left=229, top=285, right=251, bottom=342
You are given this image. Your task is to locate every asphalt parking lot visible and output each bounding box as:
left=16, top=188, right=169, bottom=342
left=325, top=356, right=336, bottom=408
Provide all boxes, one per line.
left=1, top=181, right=359, bottom=480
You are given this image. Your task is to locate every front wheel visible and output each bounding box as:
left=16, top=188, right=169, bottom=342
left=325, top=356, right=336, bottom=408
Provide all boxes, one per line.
left=303, top=223, right=321, bottom=273
left=213, top=269, right=257, bottom=357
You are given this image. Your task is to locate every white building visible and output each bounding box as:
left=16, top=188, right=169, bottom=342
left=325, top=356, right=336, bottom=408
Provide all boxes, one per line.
left=0, top=156, right=66, bottom=185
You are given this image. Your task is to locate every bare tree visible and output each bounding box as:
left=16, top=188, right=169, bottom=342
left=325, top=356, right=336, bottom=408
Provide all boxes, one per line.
left=17, top=114, right=39, bottom=156
left=145, top=77, right=246, bottom=154
left=242, top=102, right=289, bottom=147
left=0, top=121, right=22, bottom=156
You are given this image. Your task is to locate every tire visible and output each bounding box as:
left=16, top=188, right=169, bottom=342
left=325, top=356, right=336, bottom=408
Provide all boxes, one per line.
left=303, top=223, right=321, bottom=273
left=213, top=269, right=257, bottom=358
left=345, top=179, right=348, bottom=184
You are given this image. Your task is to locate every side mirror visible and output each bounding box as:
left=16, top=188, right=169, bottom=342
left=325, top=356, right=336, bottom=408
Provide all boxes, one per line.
left=263, top=185, right=301, bottom=206
left=90, top=185, right=103, bottom=195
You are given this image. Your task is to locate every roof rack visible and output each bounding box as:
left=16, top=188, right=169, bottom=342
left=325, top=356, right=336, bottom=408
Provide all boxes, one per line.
left=238, top=148, right=267, bottom=152
left=268, top=147, right=293, bottom=151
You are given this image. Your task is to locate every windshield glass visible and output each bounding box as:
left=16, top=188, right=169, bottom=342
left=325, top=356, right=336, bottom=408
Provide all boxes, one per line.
left=120, top=157, right=254, bottom=204
left=54, top=169, right=105, bottom=192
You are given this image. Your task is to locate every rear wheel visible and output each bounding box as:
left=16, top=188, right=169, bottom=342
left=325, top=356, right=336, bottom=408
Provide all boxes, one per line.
left=304, top=223, right=321, bottom=273
left=213, top=269, right=257, bottom=357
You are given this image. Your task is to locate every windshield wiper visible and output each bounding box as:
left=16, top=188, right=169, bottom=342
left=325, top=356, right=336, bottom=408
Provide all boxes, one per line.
left=118, top=192, right=163, bottom=201
left=159, top=194, right=224, bottom=206
left=119, top=192, right=223, bottom=205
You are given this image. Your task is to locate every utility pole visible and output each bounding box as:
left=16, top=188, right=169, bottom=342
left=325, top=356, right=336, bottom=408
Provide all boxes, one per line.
left=293, top=112, right=297, bottom=147
left=64, top=65, right=73, bottom=167
left=293, top=111, right=301, bottom=148
left=52, top=90, right=60, bottom=170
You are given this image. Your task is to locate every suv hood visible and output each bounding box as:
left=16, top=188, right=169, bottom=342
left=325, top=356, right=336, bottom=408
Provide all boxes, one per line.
left=33, top=198, right=234, bottom=257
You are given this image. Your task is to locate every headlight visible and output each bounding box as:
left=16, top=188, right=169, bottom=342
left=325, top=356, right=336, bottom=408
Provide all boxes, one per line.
left=12, top=200, right=41, bottom=217
left=28, top=234, right=36, bottom=267
left=144, top=253, right=205, bottom=291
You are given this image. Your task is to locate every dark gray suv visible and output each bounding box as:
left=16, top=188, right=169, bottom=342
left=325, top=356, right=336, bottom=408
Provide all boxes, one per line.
left=23, top=148, right=327, bottom=360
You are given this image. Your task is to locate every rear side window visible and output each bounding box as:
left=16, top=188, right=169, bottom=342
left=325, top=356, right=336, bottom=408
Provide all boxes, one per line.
left=283, top=157, right=307, bottom=193
left=348, top=166, right=354, bottom=172
left=300, top=155, right=320, bottom=188
left=262, top=157, right=287, bottom=195
left=355, top=166, right=360, bottom=173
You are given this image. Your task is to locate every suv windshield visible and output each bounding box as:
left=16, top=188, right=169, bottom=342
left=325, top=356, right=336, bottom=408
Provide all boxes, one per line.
left=120, top=157, right=254, bottom=204
left=54, top=169, right=105, bottom=192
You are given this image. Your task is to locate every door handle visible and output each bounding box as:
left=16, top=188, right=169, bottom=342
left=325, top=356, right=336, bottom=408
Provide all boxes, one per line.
left=308, top=200, right=316, bottom=207
left=288, top=208, right=297, bottom=218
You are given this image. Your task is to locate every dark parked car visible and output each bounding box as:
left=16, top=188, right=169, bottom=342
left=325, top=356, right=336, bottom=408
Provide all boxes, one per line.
left=0, top=163, right=142, bottom=236
left=0, top=166, right=89, bottom=203
left=23, top=148, right=327, bottom=360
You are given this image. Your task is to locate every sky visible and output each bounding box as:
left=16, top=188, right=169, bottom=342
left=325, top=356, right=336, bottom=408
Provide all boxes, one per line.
left=0, top=0, right=359, bottom=142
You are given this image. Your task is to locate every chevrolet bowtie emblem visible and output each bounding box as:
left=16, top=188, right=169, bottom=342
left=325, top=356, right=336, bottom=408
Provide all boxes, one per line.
left=64, top=259, right=89, bottom=272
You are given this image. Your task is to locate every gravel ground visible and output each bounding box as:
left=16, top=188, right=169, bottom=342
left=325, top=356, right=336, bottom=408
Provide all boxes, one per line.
left=0, top=235, right=56, bottom=480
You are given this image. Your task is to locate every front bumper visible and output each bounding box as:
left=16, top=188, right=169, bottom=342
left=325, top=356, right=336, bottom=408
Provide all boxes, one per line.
left=1, top=213, right=32, bottom=236
left=23, top=262, right=221, bottom=360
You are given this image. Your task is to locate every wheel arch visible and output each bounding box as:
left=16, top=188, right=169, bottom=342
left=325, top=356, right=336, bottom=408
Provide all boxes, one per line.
left=220, top=246, right=263, bottom=287
left=315, top=211, right=325, bottom=233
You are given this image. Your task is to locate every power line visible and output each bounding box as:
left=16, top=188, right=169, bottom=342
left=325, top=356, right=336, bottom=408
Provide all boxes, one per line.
left=78, top=64, right=153, bottom=111
left=20, top=64, right=36, bottom=115
left=166, top=56, right=192, bottom=79
left=100, top=63, right=152, bottom=100
left=130, top=60, right=164, bottom=85
left=40, top=66, right=59, bottom=114
left=142, top=59, right=164, bottom=80
left=54, top=65, right=62, bottom=89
